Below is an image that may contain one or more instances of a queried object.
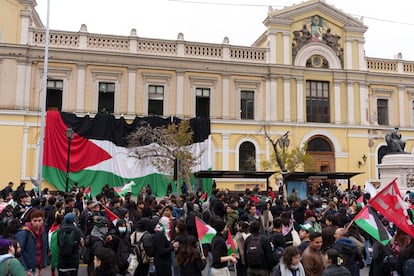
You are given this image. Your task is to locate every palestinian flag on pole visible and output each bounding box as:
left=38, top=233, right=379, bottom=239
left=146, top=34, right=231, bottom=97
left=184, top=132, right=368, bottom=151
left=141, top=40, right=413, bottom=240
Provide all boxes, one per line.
left=356, top=195, right=365, bottom=208
left=84, top=186, right=91, bottom=200
left=354, top=206, right=391, bottom=246
left=114, top=181, right=136, bottom=197
left=199, top=192, right=207, bottom=204
left=102, top=205, right=121, bottom=226
left=226, top=228, right=236, bottom=255
left=42, top=111, right=211, bottom=197
left=195, top=216, right=216, bottom=244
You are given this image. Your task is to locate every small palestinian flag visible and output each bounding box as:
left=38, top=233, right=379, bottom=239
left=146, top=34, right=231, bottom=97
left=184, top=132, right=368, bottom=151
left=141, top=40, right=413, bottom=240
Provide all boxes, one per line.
left=42, top=111, right=212, bottom=196
left=114, top=181, right=136, bottom=197
left=195, top=217, right=216, bottom=244
left=102, top=205, right=121, bottom=226
left=356, top=195, right=365, bottom=208
left=226, top=228, right=236, bottom=255
left=199, top=192, right=207, bottom=204
left=84, top=186, right=91, bottom=200
left=354, top=206, right=391, bottom=246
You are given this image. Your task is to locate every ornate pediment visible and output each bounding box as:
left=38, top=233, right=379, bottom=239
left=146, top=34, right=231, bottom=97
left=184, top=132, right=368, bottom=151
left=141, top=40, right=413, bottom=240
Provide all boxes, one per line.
left=264, top=0, right=367, bottom=30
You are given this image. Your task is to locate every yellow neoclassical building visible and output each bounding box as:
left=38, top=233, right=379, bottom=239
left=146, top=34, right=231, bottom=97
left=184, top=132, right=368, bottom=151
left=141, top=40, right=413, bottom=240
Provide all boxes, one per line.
left=1, top=0, right=414, bottom=192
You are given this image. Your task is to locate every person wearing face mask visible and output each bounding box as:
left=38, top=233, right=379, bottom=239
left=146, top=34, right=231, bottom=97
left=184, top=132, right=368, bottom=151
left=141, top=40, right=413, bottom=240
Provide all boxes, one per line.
left=106, top=220, right=131, bottom=276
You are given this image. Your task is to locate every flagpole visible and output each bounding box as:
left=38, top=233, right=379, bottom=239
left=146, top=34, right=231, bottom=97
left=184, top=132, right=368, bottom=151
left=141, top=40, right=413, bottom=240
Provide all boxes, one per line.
left=198, top=242, right=205, bottom=258
left=36, top=0, right=50, bottom=196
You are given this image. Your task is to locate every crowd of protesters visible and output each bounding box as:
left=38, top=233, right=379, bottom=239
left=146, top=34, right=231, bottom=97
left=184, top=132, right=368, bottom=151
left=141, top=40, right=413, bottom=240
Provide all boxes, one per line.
left=0, top=180, right=414, bottom=275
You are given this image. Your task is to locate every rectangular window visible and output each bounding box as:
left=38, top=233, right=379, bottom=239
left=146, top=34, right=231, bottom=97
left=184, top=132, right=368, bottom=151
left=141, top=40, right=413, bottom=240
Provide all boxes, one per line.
left=241, top=90, right=254, bottom=119
left=98, top=82, right=115, bottom=113
left=196, top=88, right=210, bottom=118
left=148, top=85, right=164, bottom=116
left=377, top=99, right=389, bottom=125
left=46, top=79, right=63, bottom=111
left=306, top=80, right=330, bottom=123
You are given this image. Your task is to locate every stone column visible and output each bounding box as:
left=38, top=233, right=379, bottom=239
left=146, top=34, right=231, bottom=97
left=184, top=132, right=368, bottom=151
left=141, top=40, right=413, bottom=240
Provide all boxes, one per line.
left=358, top=39, right=367, bottom=70
left=360, top=83, right=369, bottom=125
left=23, top=62, right=32, bottom=111
left=127, top=67, right=137, bottom=115
left=347, top=82, right=355, bottom=124
left=399, top=86, right=406, bottom=127
left=76, top=64, right=86, bottom=112
left=283, top=31, right=290, bottom=65
left=268, top=32, right=277, bottom=64
left=284, top=78, right=291, bottom=122
left=15, top=61, right=27, bottom=110
left=20, top=10, right=31, bottom=44
left=270, top=76, right=278, bottom=121
left=176, top=70, right=184, bottom=117
left=334, top=81, right=341, bottom=124
left=222, top=74, right=230, bottom=119
left=296, top=77, right=304, bottom=123
left=345, top=39, right=353, bottom=70
left=222, top=134, right=230, bottom=170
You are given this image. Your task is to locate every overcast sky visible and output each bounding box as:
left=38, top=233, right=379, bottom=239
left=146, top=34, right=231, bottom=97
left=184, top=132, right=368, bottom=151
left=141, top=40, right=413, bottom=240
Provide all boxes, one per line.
left=36, top=0, right=414, bottom=60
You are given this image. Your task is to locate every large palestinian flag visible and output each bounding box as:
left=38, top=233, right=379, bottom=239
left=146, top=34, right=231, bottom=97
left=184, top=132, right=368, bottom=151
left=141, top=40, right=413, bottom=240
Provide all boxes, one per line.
left=42, top=111, right=212, bottom=197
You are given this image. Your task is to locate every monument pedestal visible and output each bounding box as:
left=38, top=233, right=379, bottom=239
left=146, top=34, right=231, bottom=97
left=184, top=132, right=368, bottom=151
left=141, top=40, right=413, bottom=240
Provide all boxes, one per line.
left=378, top=154, right=414, bottom=193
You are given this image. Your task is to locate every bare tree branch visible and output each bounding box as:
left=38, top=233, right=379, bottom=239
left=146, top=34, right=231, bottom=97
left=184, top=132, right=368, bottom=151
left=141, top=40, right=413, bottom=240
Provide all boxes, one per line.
left=127, top=120, right=204, bottom=193
left=262, top=125, right=287, bottom=172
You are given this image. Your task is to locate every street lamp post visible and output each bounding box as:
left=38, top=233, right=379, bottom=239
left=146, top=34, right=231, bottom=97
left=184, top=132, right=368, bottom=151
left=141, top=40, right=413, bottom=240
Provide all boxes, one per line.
left=65, top=127, right=74, bottom=193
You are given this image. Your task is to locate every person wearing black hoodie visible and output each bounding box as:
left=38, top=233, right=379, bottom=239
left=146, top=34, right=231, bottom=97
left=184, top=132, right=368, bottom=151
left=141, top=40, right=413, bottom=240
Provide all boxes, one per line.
left=57, top=212, right=84, bottom=275
left=331, top=228, right=360, bottom=276
left=106, top=220, right=131, bottom=275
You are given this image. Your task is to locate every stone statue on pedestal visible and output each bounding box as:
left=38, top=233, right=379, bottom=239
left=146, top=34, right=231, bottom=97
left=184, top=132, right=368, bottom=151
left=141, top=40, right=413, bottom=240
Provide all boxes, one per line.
left=385, top=127, right=406, bottom=154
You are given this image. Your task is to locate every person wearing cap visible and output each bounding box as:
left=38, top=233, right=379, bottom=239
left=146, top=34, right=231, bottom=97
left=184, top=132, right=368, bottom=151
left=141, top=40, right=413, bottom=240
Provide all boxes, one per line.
left=85, top=216, right=110, bottom=275
left=0, top=238, right=26, bottom=275
left=57, top=212, right=84, bottom=275
left=79, top=201, right=102, bottom=235
left=298, top=222, right=314, bottom=253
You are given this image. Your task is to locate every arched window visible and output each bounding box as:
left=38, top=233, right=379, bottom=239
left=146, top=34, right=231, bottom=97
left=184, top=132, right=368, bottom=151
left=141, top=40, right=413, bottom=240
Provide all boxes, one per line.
left=307, top=137, right=332, bottom=152
left=306, top=136, right=334, bottom=172
left=239, top=142, right=256, bottom=171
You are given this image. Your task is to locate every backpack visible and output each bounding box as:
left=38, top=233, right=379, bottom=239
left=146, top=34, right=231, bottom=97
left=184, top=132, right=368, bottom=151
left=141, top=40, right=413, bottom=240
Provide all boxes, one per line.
left=312, top=222, right=322, bottom=233
left=58, top=228, right=80, bottom=257
left=131, top=231, right=150, bottom=265
left=245, top=235, right=265, bottom=267
left=142, top=232, right=155, bottom=257
left=270, top=241, right=284, bottom=265
left=403, top=258, right=414, bottom=276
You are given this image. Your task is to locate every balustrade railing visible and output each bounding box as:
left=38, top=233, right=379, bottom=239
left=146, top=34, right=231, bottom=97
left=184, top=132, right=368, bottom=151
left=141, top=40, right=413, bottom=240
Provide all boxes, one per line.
left=29, top=28, right=266, bottom=63
left=29, top=29, right=414, bottom=71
